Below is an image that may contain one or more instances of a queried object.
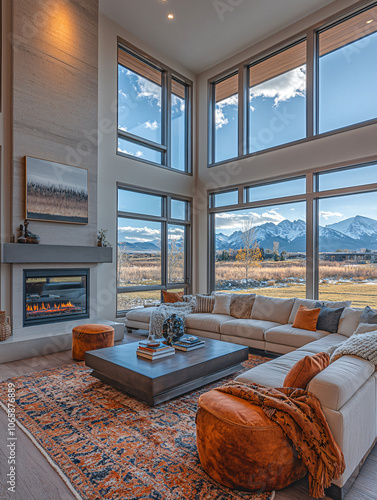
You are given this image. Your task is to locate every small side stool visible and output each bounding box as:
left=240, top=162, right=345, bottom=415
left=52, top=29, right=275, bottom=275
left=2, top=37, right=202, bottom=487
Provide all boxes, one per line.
left=196, top=389, right=307, bottom=492
left=72, top=324, right=114, bottom=361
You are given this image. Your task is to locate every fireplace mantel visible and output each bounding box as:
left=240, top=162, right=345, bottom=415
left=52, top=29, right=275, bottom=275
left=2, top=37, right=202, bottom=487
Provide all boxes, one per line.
left=1, top=243, right=113, bottom=264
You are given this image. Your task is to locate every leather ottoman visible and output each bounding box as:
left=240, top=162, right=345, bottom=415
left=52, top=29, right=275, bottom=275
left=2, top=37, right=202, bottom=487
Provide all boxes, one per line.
left=72, top=324, right=114, bottom=361
left=196, top=389, right=307, bottom=492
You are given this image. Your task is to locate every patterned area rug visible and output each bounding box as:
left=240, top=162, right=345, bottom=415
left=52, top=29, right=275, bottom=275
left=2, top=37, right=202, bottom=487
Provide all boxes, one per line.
left=0, top=354, right=274, bottom=500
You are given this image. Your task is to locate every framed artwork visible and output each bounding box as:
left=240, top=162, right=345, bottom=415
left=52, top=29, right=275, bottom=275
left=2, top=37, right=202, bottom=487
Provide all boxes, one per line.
left=25, top=156, right=89, bottom=224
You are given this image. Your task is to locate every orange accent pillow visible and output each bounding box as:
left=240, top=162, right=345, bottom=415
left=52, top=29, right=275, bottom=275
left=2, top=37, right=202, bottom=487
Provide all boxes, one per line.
left=283, top=352, right=330, bottom=389
left=292, top=305, right=321, bottom=331
left=162, top=290, right=184, bottom=303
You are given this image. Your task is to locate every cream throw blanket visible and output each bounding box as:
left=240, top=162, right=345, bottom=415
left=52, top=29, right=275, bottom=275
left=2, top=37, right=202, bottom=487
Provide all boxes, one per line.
left=331, top=330, right=377, bottom=366
left=149, top=301, right=196, bottom=339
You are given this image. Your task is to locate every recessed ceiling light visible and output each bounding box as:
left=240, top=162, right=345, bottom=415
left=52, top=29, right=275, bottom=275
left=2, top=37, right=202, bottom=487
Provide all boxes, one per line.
left=167, top=13, right=174, bottom=20
left=366, top=19, right=373, bottom=24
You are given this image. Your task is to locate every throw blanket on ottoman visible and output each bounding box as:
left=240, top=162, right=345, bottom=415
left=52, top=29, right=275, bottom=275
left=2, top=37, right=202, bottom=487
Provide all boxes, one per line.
left=216, top=382, right=345, bottom=499
left=331, top=330, right=377, bottom=366
left=149, top=302, right=195, bottom=339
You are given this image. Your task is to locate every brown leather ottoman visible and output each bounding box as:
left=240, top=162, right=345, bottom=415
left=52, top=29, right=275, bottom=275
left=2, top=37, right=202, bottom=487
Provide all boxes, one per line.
left=72, top=324, right=114, bottom=361
left=196, top=389, right=307, bottom=492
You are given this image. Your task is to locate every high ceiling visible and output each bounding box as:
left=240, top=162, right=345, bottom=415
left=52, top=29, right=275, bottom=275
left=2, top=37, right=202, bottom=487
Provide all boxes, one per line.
left=100, top=0, right=335, bottom=74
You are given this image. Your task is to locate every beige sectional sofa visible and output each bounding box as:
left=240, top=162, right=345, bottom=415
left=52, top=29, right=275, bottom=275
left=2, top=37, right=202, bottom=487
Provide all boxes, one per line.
left=125, top=295, right=377, bottom=498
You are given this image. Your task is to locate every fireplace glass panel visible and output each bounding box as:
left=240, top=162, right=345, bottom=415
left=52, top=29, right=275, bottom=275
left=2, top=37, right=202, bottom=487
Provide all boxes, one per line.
left=24, top=269, right=89, bottom=326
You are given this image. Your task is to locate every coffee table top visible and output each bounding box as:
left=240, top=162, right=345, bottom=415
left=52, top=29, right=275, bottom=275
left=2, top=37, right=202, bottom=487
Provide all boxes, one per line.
left=85, top=336, right=248, bottom=380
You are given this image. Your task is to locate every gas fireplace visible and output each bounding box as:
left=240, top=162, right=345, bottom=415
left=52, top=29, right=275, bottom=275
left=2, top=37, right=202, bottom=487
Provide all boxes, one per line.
left=23, top=269, right=89, bottom=327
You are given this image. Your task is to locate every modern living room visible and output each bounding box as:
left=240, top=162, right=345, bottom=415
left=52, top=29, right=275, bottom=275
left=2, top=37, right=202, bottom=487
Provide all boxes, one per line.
left=1, top=0, right=377, bottom=499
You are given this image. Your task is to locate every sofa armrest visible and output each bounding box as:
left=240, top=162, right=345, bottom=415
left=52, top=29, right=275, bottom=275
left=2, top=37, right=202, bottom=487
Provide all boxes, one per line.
left=307, top=356, right=374, bottom=411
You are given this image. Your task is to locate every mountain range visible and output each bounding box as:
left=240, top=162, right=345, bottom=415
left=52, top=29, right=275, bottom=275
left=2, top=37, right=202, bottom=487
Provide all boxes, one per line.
left=117, top=216, right=377, bottom=254
left=215, top=216, right=377, bottom=253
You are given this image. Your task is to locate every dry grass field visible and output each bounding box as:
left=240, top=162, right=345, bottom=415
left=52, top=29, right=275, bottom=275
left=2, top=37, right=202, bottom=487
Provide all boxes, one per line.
left=27, top=183, right=88, bottom=219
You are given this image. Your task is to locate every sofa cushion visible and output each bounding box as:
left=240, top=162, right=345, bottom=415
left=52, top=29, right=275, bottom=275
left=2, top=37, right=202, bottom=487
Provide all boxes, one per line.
left=212, top=293, right=231, bottom=315
left=360, top=305, right=377, bottom=324
left=337, top=307, right=362, bottom=337
left=315, top=303, right=345, bottom=334
left=220, top=319, right=281, bottom=341
left=283, top=352, right=330, bottom=389
left=307, top=356, right=375, bottom=411
left=292, top=305, right=321, bottom=331
left=288, top=298, right=351, bottom=324
left=230, top=294, right=256, bottom=319
left=297, top=334, right=348, bottom=354
left=126, top=307, right=156, bottom=324
left=354, top=322, right=377, bottom=335
left=265, top=324, right=329, bottom=348
left=250, top=295, right=294, bottom=324
left=186, top=313, right=232, bottom=333
left=235, top=349, right=315, bottom=388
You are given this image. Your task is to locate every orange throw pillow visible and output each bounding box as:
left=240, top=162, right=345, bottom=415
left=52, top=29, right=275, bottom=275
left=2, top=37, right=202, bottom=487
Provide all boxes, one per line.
left=292, top=305, right=321, bottom=331
left=162, top=290, right=184, bottom=303
left=283, top=352, right=330, bottom=389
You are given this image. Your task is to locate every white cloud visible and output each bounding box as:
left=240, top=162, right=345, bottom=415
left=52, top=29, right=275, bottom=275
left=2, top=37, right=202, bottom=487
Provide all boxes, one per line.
left=118, top=226, right=161, bottom=243
left=250, top=66, right=306, bottom=108
left=118, top=147, right=144, bottom=158
left=135, top=76, right=161, bottom=106
left=320, top=211, right=344, bottom=220
left=215, top=94, right=238, bottom=130
left=118, top=90, right=127, bottom=100
left=144, top=120, right=159, bottom=130
left=215, top=209, right=285, bottom=231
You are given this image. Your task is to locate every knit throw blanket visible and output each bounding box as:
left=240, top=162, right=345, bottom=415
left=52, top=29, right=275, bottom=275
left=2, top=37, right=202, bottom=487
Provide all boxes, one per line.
left=331, top=330, right=377, bottom=365
left=216, top=382, right=345, bottom=499
left=149, top=301, right=196, bottom=339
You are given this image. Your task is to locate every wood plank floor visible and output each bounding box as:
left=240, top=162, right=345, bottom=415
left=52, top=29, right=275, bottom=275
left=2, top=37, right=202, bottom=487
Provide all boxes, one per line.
left=0, top=332, right=376, bottom=500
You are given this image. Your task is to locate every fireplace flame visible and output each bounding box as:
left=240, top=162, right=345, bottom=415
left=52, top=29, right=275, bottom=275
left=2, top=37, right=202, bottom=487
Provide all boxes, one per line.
left=26, top=301, right=77, bottom=313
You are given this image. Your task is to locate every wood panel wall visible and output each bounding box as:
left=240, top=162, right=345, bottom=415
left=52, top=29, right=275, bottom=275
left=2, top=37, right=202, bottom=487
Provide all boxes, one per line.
left=12, top=0, right=99, bottom=246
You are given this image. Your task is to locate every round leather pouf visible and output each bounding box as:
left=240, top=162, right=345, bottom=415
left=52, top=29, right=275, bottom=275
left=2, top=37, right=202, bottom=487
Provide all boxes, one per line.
left=196, top=389, right=307, bottom=492
left=72, top=324, right=114, bottom=361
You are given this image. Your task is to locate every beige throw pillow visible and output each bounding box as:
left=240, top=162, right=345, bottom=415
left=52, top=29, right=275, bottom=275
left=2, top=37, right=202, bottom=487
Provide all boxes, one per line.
left=353, top=322, right=377, bottom=335
left=230, top=294, right=256, bottom=319
left=194, top=294, right=214, bottom=314
left=212, top=293, right=231, bottom=315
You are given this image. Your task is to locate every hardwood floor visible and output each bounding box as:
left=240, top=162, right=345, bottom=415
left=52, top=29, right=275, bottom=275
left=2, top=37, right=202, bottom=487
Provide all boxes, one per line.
left=0, top=332, right=376, bottom=500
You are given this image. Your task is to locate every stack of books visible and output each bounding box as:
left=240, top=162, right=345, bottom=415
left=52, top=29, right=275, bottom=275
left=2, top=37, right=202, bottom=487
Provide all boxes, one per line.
left=137, top=341, right=175, bottom=360
left=171, top=335, right=205, bottom=351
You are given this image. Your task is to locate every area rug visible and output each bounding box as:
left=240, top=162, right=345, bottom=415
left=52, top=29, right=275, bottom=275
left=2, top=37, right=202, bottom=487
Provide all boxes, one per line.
left=0, top=355, right=275, bottom=500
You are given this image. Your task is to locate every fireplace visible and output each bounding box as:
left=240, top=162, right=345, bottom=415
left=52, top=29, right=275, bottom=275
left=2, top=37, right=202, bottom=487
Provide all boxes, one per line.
left=23, top=269, right=89, bottom=327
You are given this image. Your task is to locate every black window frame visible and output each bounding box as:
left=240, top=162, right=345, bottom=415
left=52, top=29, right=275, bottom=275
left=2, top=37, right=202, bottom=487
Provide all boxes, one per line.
left=116, top=184, right=192, bottom=316
left=117, top=38, right=193, bottom=175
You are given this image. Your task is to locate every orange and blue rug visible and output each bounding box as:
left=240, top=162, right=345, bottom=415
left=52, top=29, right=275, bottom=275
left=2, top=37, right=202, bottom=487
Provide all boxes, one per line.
left=0, top=355, right=274, bottom=500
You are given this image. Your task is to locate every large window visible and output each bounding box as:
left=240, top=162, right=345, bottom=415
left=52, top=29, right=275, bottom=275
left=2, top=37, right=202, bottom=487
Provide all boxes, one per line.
left=209, top=3, right=377, bottom=165
left=117, top=187, right=191, bottom=313
left=118, top=42, right=192, bottom=173
left=211, top=179, right=306, bottom=298
left=210, top=164, right=377, bottom=306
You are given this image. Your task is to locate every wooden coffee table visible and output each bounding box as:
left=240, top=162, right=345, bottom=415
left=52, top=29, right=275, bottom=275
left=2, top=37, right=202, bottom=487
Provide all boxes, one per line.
left=85, top=337, right=249, bottom=406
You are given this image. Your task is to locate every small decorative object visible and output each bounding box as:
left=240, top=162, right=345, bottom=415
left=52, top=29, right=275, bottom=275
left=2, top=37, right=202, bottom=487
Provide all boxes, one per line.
left=0, top=312, right=11, bottom=342
left=17, top=223, right=26, bottom=243
left=162, top=314, right=185, bottom=345
left=97, top=229, right=110, bottom=247
left=24, top=219, right=40, bottom=244
left=10, top=233, right=15, bottom=243
left=25, top=156, right=88, bottom=224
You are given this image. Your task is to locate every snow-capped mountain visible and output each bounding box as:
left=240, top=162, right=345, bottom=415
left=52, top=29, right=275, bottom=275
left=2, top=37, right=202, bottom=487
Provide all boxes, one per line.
left=215, top=216, right=377, bottom=253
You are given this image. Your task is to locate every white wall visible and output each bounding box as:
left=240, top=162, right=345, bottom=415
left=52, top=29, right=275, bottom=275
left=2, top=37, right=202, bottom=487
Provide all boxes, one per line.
left=97, top=15, right=196, bottom=321
left=195, top=0, right=377, bottom=294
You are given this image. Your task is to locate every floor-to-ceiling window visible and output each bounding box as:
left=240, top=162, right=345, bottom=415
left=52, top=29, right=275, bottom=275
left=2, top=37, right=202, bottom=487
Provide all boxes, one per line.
left=209, top=163, right=377, bottom=306
left=117, top=187, right=191, bottom=313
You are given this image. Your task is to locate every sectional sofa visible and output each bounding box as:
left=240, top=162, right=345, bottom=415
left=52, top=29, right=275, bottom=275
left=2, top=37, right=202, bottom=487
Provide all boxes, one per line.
left=125, top=295, right=377, bottom=499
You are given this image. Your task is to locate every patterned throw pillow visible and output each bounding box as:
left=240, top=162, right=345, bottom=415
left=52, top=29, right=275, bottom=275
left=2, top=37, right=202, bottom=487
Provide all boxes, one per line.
left=360, top=305, right=377, bottom=324
left=315, top=303, right=345, bottom=333
left=230, top=294, right=256, bottom=319
left=194, top=294, right=215, bottom=314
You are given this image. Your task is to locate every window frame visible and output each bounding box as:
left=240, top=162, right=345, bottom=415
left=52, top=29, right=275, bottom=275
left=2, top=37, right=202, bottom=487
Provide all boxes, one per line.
left=117, top=38, right=193, bottom=175
left=116, top=183, right=192, bottom=316
left=208, top=1, right=377, bottom=167
left=208, top=158, right=377, bottom=298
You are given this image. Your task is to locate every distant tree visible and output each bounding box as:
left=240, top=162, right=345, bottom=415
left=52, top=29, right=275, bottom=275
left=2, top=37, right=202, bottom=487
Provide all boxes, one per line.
left=273, top=241, right=280, bottom=256
left=366, top=249, right=372, bottom=253
left=259, top=247, right=265, bottom=260
left=118, top=243, right=131, bottom=285
left=235, top=222, right=262, bottom=285
left=218, top=250, right=230, bottom=261
left=168, top=239, right=184, bottom=283
left=280, top=250, right=287, bottom=261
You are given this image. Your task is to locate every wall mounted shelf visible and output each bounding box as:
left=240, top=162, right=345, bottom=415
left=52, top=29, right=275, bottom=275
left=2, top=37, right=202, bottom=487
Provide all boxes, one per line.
left=1, top=244, right=113, bottom=264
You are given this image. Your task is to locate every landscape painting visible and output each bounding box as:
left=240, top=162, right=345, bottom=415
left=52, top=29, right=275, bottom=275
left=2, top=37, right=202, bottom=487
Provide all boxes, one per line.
left=26, top=156, right=88, bottom=224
